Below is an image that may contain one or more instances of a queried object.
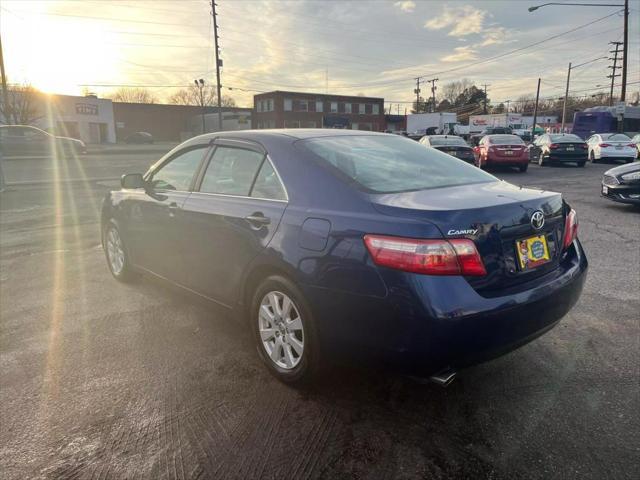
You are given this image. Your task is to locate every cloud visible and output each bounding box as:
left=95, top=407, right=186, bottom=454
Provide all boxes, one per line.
left=441, top=46, right=478, bottom=63
left=425, top=5, right=487, bottom=36
left=394, top=1, right=416, bottom=12
left=477, top=26, right=512, bottom=47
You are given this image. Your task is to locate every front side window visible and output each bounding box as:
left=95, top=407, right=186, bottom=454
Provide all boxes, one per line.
left=302, top=135, right=496, bottom=194
left=199, top=146, right=264, bottom=196
left=151, top=147, right=206, bottom=191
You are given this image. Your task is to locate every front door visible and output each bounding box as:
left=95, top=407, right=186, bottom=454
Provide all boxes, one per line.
left=180, top=140, right=288, bottom=305
left=124, top=145, right=209, bottom=283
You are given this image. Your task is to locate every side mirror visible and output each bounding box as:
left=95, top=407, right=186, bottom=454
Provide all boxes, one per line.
left=121, top=173, right=145, bottom=189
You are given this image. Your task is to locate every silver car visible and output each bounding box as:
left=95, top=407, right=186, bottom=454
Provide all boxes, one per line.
left=0, top=125, right=86, bottom=157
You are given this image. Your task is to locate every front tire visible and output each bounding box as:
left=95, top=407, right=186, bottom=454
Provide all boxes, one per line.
left=518, top=163, right=528, bottom=173
left=103, top=221, right=137, bottom=282
left=251, top=275, right=319, bottom=384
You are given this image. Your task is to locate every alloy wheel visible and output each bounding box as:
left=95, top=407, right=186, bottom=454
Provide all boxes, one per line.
left=106, top=227, right=125, bottom=275
left=258, top=291, right=304, bottom=370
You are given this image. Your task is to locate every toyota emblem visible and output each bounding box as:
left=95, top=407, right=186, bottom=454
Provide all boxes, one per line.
left=531, top=210, right=545, bottom=230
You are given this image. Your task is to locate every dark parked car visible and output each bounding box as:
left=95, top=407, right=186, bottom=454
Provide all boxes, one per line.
left=419, top=135, right=475, bottom=163
left=101, top=130, right=587, bottom=384
left=474, top=134, right=529, bottom=172
left=528, top=133, right=588, bottom=167
left=601, top=161, right=640, bottom=205
left=124, top=131, right=154, bottom=144
left=470, top=127, right=513, bottom=146
left=0, top=125, right=86, bottom=156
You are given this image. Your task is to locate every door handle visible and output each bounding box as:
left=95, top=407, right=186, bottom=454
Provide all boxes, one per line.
left=168, top=201, right=179, bottom=217
left=245, top=212, right=271, bottom=228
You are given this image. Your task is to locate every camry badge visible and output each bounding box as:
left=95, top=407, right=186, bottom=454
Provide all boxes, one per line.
left=531, top=210, right=545, bottom=230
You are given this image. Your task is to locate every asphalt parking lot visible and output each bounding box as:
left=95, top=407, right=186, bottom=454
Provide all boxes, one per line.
left=1, top=157, right=638, bottom=479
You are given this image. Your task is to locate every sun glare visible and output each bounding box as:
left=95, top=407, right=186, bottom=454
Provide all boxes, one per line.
left=3, top=2, right=121, bottom=95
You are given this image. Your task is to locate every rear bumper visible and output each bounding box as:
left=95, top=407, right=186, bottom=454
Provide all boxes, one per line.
left=483, top=154, right=528, bottom=165
left=306, top=239, right=588, bottom=376
left=599, top=151, right=637, bottom=159
left=545, top=153, right=587, bottom=163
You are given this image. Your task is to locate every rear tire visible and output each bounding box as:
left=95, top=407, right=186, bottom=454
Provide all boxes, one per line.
left=103, top=220, right=137, bottom=282
left=251, top=275, right=319, bottom=384
left=518, top=164, right=528, bottom=173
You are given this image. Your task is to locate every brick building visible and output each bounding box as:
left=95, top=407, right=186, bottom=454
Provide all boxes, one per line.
left=253, top=91, right=385, bottom=131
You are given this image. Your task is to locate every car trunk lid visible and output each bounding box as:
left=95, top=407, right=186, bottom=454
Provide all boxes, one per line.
left=370, top=181, right=565, bottom=294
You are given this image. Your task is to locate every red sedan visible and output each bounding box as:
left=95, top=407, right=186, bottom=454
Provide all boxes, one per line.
left=474, top=134, right=529, bottom=172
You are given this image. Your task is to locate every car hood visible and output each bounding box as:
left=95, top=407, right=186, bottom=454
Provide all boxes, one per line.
left=605, top=161, right=640, bottom=177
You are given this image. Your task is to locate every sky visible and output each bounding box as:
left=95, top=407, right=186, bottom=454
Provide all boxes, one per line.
left=1, top=0, right=638, bottom=110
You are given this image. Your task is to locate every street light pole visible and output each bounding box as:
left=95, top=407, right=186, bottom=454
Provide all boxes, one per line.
left=211, top=1, right=223, bottom=132
left=562, top=62, right=571, bottom=132
left=528, top=2, right=627, bottom=100
left=195, top=79, right=205, bottom=133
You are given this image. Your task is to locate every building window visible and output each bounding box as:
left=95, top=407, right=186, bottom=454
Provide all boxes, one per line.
left=316, top=100, right=323, bottom=112
left=365, top=104, right=372, bottom=114
left=330, top=101, right=338, bottom=113
left=299, top=100, right=308, bottom=112
left=345, top=103, right=352, bottom=114
left=358, top=103, right=365, bottom=115
left=284, top=98, right=292, bottom=111
left=373, top=104, right=380, bottom=115
left=268, top=99, right=274, bottom=111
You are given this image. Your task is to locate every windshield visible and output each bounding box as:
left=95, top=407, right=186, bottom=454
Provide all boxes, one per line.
left=302, top=135, right=496, bottom=194
left=601, top=133, right=631, bottom=141
left=550, top=134, right=583, bottom=142
left=488, top=135, right=524, bottom=145
left=429, top=136, right=468, bottom=146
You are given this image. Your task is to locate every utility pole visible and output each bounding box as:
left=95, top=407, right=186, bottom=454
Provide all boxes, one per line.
left=0, top=34, right=10, bottom=125
left=532, top=78, right=541, bottom=140
left=211, top=1, right=223, bottom=131
left=427, top=78, right=438, bottom=113
left=621, top=0, right=628, bottom=101
left=482, top=84, right=490, bottom=114
left=561, top=62, right=571, bottom=132
left=414, top=77, right=421, bottom=113
left=608, top=41, right=622, bottom=106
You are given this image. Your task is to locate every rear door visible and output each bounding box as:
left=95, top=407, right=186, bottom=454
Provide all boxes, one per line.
left=180, top=139, right=288, bottom=305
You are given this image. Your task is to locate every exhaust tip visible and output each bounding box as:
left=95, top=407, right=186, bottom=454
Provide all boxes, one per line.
left=429, top=368, right=457, bottom=387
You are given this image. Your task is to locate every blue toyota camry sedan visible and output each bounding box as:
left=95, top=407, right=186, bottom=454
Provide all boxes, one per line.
left=101, top=130, right=587, bottom=384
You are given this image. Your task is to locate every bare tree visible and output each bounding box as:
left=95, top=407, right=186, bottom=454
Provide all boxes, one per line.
left=107, top=87, right=158, bottom=104
left=167, top=84, right=236, bottom=107
left=0, top=83, right=42, bottom=125
left=440, top=79, right=474, bottom=105
left=511, top=94, right=536, bottom=114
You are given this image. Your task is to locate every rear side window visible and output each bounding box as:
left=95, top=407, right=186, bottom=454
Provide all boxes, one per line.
left=429, top=136, right=467, bottom=146
left=550, top=134, right=583, bottom=142
left=302, top=135, right=495, bottom=194
left=200, top=146, right=264, bottom=196
left=251, top=160, right=287, bottom=201
left=602, top=134, right=631, bottom=141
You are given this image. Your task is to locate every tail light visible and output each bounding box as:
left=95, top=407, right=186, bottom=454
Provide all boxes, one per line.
left=628, top=143, right=636, bottom=148
left=549, top=143, right=559, bottom=150
left=562, top=209, right=578, bottom=250
left=363, top=235, right=486, bottom=276
left=599, top=143, right=611, bottom=148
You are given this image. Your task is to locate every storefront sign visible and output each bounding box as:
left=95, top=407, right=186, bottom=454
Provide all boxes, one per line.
left=75, top=103, right=99, bottom=115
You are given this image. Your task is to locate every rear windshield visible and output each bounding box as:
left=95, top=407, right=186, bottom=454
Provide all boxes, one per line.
left=550, top=134, right=583, bottom=142
left=429, top=136, right=467, bottom=146
left=488, top=135, right=524, bottom=145
left=601, top=133, right=631, bottom=141
left=301, top=135, right=496, bottom=194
